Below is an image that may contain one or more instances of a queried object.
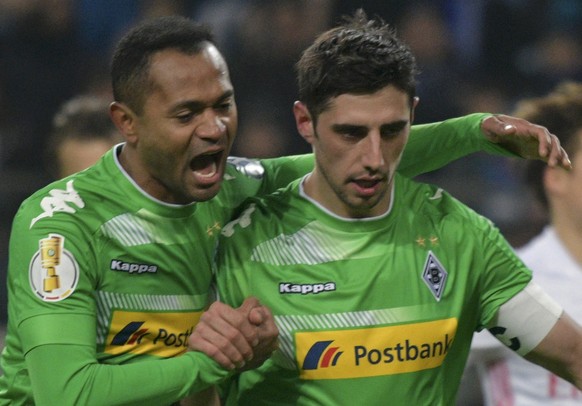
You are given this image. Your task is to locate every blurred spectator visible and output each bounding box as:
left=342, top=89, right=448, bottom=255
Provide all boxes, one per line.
left=397, top=2, right=464, bottom=123
left=0, top=0, right=87, bottom=171
left=515, top=30, right=582, bottom=96
left=46, top=94, right=122, bottom=179
left=0, top=94, right=121, bottom=350
left=468, top=81, right=582, bottom=406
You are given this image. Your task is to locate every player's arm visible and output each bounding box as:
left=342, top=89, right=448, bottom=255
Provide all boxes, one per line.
left=257, top=113, right=570, bottom=192
left=24, top=337, right=227, bottom=406
left=398, top=113, right=571, bottom=177
left=484, top=281, right=582, bottom=390
left=10, top=224, right=263, bottom=405
left=22, top=302, right=274, bottom=406
left=524, top=313, right=582, bottom=389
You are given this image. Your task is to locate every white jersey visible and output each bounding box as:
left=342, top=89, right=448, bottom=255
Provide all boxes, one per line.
left=471, top=227, right=582, bottom=405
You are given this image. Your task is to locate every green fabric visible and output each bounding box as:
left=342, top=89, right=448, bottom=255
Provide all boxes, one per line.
left=399, top=113, right=516, bottom=177
left=0, top=147, right=279, bottom=405
left=0, top=112, right=515, bottom=404
left=25, top=343, right=226, bottom=406
left=215, top=174, right=532, bottom=405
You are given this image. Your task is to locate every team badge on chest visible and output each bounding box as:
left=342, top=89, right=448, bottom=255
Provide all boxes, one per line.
left=422, top=251, right=447, bottom=301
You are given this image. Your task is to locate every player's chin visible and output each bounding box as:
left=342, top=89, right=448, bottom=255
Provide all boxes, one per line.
left=189, top=180, right=223, bottom=202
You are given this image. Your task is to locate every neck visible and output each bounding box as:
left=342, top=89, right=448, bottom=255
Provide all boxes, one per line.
left=552, top=216, right=582, bottom=266
left=302, top=171, right=392, bottom=219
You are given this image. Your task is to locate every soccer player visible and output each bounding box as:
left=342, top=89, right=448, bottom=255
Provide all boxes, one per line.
left=0, top=14, right=570, bottom=406
left=214, top=11, right=582, bottom=405
left=470, top=81, right=582, bottom=405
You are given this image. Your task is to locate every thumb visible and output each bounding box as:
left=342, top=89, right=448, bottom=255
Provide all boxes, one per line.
left=249, top=307, right=265, bottom=326
left=239, top=296, right=261, bottom=315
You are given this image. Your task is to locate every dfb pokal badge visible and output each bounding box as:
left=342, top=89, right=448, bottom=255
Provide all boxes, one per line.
left=29, top=234, right=79, bottom=302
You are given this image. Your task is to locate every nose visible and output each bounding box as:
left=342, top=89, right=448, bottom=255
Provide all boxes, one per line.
left=195, top=109, right=226, bottom=140
left=361, top=133, right=385, bottom=170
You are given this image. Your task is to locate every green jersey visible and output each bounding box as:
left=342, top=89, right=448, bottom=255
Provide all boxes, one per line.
left=0, top=113, right=509, bottom=405
left=215, top=174, right=532, bottom=406
left=0, top=147, right=312, bottom=405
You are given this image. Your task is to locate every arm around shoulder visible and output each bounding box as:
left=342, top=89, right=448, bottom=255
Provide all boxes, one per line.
left=19, top=312, right=229, bottom=405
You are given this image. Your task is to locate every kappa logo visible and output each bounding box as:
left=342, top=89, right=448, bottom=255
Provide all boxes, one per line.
left=221, top=204, right=256, bottom=237
left=428, top=188, right=444, bottom=200
left=279, top=282, right=336, bottom=295
left=302, top=340, right=343, bottom=370
left=30, top=180, right=85, bottom=228
left=110, top=259, right=158, bottom=274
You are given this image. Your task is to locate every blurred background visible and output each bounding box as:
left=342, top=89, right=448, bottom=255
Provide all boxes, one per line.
left=1, top=0, right=581, bottom=387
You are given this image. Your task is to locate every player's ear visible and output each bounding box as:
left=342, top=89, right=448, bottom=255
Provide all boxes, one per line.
left=293, top=101, right=315, bottom=145
left=109, top=102, right=138, bottom=143
left=410, top=96, right=420, bottom=124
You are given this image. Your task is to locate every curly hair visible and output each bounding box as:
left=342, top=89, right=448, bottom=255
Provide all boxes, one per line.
left=111, top=15, right=214, bottom=114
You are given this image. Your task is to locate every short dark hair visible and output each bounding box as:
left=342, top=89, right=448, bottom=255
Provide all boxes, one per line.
left=111, top=15, right=214, bottom=114
left=47, top=94, right=121, bottom=177
left=514, top=82, right=582, bottom=208
left=295, top=9, right=418, bottom=119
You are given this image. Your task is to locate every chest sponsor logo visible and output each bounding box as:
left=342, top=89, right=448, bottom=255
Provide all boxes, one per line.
left=29, top=234, right=79, bottom=302
left=279, top=282, right=336, bottom=295
left=110, top=259, right=158, bottom=274
left=295, top=318, right=457, bottom=380
left=105, top=310, right=203, bottom=357
left=30, top=180, right=85, bottom=228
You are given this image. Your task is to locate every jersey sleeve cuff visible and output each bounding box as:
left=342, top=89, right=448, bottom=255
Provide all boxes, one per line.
left=19, top=312, right=96, bottom=355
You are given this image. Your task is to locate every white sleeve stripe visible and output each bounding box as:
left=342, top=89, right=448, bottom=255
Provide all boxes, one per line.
left=487, top=281, right=562, bottom=356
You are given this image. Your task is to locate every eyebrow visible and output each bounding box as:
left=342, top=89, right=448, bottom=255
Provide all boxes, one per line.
left=381, top=120, right=408, bottom=132
left=172, top=90, right=235, bottom=112
left=331, top=124, right=365, bottom=134
left=331, top=120, right=408, bottom=134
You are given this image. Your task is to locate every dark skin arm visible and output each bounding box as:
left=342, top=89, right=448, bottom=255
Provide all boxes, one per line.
left=482, top=114, right=571, bottom=169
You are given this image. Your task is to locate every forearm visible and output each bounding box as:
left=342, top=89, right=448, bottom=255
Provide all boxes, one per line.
left=26, top=344, right=229, bottom=406
left=525, top=312, right=582, bottom=391
left=400, top=113, right=516, bottom=177
left=259, top=113, right=517, bottom=188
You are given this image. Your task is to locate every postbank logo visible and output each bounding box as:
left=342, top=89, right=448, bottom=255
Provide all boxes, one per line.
left=104, top=310, right=203, bottom=357
left=296, top=318, right=457, bottom=380
left=302, top=340, right=344, bottom=370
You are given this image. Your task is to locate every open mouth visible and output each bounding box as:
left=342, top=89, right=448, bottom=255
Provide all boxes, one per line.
left=190, top=151, right=222, bottom=179
left=351, top=176, right=385, bottom=197
left=354, top=179, right=381, bottom=189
